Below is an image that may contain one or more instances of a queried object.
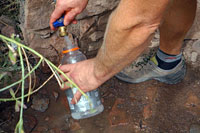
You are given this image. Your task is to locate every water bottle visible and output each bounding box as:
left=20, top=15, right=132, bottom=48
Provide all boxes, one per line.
left=61, top=36, right=104, bottom=119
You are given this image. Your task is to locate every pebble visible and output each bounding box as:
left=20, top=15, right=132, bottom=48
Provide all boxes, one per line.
left=45, top=116, right=49, bottom=121
left=52, top=91, right=59, bottom=101
left=31, top=93, right=49, bottom=112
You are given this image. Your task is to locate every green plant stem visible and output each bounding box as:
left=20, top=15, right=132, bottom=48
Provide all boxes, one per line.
left=0, top=35, right=43, bottom=59
left=0, top=58, right=43, bottom=93
left=18, top=46, right=24, bottom=132
left=0, top=34, right=91, bottom=106
left=0, top=73, right=54, bottom=102
left=45, top=59, right=90, bottom=100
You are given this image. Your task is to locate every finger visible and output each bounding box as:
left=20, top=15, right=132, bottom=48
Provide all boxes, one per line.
left=60, top=81, right=71, bottom=90
left=50, top=8, right=65, bottom=30
left=59, top=64, right=71, bottom=73
left=63, top=10, right=78, bottom=26
left=59, top=72, right=70, bottom=82
left=71, top=91, right=82, bottom=104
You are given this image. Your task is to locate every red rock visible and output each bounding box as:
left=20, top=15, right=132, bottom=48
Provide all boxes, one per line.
left=49, top=128, right=61, bottom=133
left=70, top=122, right=81, bottom=131
left=23, top=115, right=37, bottom=133
left=1, top=25, right=15, bottom=37
left=184, top=92, right=200, bottom=115
left=61, top=97, right=70, bottom=111
left=145, top=87, right=157, bottom=102
left=143, top=105, right=152, bottom=119
left=34, top=126, right=48, bottom=132
left=109, top=98, right=129, bottom=127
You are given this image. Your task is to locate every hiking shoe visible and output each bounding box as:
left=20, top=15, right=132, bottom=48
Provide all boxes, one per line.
left=115, top=56, right=186, bottom=84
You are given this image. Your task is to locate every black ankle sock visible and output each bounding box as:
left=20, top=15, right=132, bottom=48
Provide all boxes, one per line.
left=156, top=49, right=182, bottom=70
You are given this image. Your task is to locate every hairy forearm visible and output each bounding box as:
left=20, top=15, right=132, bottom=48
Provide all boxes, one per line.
left=93, top=0, right=170, bottom=81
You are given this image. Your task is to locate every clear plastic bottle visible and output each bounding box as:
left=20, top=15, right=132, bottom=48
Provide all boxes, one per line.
left=61, top=36, right=104, bottom=119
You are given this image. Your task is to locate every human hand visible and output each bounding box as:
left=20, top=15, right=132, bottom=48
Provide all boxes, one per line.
left=50, top=0, right=88, bottom=30
left=59, top=59, right=107, bottom=104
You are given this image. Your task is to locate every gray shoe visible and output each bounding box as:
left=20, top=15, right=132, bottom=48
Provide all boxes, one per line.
left=115, top=56, right=186, bottom=84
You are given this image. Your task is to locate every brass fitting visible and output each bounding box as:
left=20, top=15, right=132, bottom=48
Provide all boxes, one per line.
left=58, top=26, right=67, bottom=37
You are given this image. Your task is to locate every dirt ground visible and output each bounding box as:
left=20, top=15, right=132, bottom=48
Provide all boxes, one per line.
left=0, top=64, right=200, bottom=133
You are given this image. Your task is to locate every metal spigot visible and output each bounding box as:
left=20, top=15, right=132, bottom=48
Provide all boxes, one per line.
left=53, top=15, right=67, bottom=37
left=58, top=26, right=67, bottom=37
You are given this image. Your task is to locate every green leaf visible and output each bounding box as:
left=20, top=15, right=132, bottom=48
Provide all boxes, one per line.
left=0, top=72, right=7, bottom=80
left=11, top=34, right=21, bottom=42
left=15, top=101, right=20, bottom=112
left=9, top=88, right=16, bottom=98
left=8, top=49, right=17, bottom=65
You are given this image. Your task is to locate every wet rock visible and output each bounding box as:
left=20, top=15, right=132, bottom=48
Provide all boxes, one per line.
left=109, top=98, right=129, bottom=127
left=31, top=93, right=49, bottom=112
left=190, top=124, right=200, bottom=133
left=24, top=115, right=37, bottom=133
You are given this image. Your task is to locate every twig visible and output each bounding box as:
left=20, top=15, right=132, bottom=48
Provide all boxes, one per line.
left=0, top=58, right=43, bottom=93
left=0, top=73, right=54, bottom=102
left=21, top=47, right=32, bottom=102
left=45, top=61, right=62, bottom=87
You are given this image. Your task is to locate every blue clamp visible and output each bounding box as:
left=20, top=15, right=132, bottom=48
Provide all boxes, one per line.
left=53, top=15, right=64, bottom=28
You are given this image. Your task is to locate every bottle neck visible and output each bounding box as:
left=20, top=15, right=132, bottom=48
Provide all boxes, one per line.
left=62, top=36, right=79, bottom=55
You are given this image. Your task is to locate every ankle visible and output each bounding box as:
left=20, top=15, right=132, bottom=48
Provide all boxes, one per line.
left=155, top=48, right=182, bottom=70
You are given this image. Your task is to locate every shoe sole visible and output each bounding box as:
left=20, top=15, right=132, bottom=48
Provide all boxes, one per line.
left=154, top=63, right=186, bottom=84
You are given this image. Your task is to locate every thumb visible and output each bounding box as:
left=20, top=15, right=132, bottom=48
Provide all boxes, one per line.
left=71, top=90, right=82, bottom=104
left=50, top=8, right=65, bottom=30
